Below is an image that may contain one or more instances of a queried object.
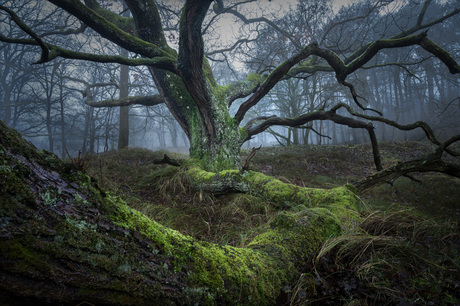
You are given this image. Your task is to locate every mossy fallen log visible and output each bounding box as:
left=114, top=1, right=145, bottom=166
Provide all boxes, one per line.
left=0, top=121, right=359, bottom=305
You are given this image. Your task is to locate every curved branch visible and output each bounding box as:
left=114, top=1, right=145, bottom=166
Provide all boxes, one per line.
left=206, top=38, right=256, bottom=57
left=418, top=36, right=460, bottom=74
left=353, top=158, right=460, bottom=193
left=245, top=108, right=383, bottom=171
left=0, top=4, right=49, bottom=63
left=432, top=135, right=460, bottom=158
left=236, top=31, right=459, bottom=123
left=224, top=73, right=265, bottom=107
left=83, top=0, right=136, bottom=34
left=0, top=33, right=177, bottom=69
left=344, top=3, right=460, bottom=64
left=47, top=0, right=175, bottom=61
left=333, top=103, right=460, bottom=157
left=341, top=80, right=382, bottom=115
left=41, top=23, right=88, bottom=37
left=245, top=109, right=370, bottom=139
left=235, top=44, right=318, bottom=123
left=86, top=95, right=166, bottom=108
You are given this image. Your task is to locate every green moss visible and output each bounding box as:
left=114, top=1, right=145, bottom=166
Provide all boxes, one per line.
left=0, top=121, right=363, bottom=304
left=239, top=126, right=249, bottom=141
left=185, top=167, right=361, bottom=228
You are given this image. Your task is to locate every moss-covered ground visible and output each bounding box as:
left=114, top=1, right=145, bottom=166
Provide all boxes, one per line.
left=1, top=122, right=356, bottom=304
left=84, top=141, right=459, bottom=305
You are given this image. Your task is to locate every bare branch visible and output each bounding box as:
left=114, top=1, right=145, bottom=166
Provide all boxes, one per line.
left=321, top=2, right=381, bottom=46
left=308, top=126, right=332, bottom=140
left=332, top=103, right=460, bottom=157
left=41, top=23, right=88, bottom=37
left=432, top=135, right=460, bottom=158
left=344, top=3, right=460, bottom=64
left=244, top=107, right=383, bottom=171
left=341, top=81, right=382, bottom=115
left=241, top=145, right=262, bottom=173
left=224, top=73, right=265, bottom=107
left=0, top=34, right=177, bottom=69
left=213, top=0, right=302, bottom=50
left=235, top=44, right=318, bottom=123
left=86, top=95, right=165, bottom=108
left=418, top=36, right=460, bottom=74
left=245, top=109, right=372, bottom=138
left=235, top=31, right=459, bottom=123
left=0, top=4, right=48, bottom=63
left=206, top=38, right=256, bottom=57
left=354, top=157, right=460, bottom=193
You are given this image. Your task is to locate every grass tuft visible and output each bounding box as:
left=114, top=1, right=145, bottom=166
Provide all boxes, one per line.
left=286, top=208, right=459, bottom=305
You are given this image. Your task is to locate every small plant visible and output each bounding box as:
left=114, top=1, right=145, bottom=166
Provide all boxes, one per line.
left=67, top=149, right=90, bottom=172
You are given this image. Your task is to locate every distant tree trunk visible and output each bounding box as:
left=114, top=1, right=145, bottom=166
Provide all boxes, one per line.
left=59, top=76, right=67, bottom=158
left=170, top=120, right=178, bottom=148
left=118, top=49, right=130, bottom=150
left=89, top=109, right=98, bottom=154
left=292, top=127, right=299, bottom=145
left=82, top=106, right=91, bottom=154
left=45, top=99, right=54, bottom=153
left=1, top=85, right=12, bottom=126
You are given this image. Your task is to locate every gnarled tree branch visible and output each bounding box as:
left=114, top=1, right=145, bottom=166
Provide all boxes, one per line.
left=235, top=31, right=459, bottom=123
left=353, top=157, right=460, bottom=193
left=244, top=107, right=383, bottom=171
left=47, top=0, right=173, bottom=60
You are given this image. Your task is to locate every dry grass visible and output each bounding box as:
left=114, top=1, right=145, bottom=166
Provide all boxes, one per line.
left=285, top=207, right=459, bottom=305
left=84, top=142, right=460, bottom=304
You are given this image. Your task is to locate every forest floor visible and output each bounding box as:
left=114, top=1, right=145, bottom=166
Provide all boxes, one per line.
left=84, top=141, right=460, bottom=305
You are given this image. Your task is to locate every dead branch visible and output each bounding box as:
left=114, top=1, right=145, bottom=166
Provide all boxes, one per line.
left=241, top=145, right=262, bottom=173
left=153, top=154, right=182, bottom=167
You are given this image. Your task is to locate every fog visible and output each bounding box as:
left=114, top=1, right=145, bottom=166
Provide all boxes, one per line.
left=0, top=0, right=458, bottom=157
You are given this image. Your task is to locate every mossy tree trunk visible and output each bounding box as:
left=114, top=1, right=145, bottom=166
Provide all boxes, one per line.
left=120, top=0, right=245, bottom=171
left=0, top=121, right=359, bottom=305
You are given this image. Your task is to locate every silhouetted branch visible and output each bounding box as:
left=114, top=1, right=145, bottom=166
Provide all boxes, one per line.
left=0, top=4, right=48, bottom=63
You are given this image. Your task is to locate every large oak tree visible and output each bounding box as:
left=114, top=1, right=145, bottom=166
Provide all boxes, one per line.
left=1, top=0, right=459, bottom=172
left=1, top=0, right=460, bottom=304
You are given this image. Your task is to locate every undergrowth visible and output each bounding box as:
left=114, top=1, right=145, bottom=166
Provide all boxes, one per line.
left=84, top=142, right=460, bottom=305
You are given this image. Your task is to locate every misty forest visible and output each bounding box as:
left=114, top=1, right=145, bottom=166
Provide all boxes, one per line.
left=1, top=0, right=459, bottom=304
